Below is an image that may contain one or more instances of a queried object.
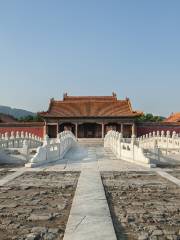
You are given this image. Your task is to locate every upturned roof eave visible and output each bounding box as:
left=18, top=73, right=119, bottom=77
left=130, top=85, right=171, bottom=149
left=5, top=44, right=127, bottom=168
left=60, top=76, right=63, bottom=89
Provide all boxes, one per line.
left=39, top=113, right=142, bottom=118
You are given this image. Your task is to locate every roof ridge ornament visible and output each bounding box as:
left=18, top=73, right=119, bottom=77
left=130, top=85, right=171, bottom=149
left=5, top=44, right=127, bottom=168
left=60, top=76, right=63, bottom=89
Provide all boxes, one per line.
left=112, top=92, right=117, bottom=97
left=63, top=92, right=68, bottom=100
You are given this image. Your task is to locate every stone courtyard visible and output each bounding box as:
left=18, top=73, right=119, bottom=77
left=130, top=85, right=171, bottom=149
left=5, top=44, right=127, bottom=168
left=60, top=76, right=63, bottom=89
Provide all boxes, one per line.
left=0, top=171, right=79, bottom=240
left=102, top=171, right=180, bottom=240
left=0, top=142, right=180, bottom=240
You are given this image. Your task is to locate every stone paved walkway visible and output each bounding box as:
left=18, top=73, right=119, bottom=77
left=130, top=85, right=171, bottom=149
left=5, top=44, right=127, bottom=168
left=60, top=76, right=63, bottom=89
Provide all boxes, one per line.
left=156, top=169, right=180, bottom=187
left=44, top=145, right=149, bottom=172
left=0, top=168, right=27, bottom=186
left=63, top=147, right=117, bottom=240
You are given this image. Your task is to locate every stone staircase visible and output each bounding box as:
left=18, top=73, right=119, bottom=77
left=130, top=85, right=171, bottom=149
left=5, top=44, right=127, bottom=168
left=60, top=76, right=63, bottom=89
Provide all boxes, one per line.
left=77, top=138, right=104, bottom=146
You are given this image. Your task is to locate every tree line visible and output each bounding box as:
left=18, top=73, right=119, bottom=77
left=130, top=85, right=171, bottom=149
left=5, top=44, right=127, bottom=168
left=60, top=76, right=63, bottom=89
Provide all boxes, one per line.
left=136, top=113, right=165, bottom=122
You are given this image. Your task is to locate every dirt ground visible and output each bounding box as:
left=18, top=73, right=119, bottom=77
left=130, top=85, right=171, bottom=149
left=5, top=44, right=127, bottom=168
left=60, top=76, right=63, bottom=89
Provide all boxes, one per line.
left=102, top=171, right=180, bottom=240
left=0, top=171, right=80, bottom=240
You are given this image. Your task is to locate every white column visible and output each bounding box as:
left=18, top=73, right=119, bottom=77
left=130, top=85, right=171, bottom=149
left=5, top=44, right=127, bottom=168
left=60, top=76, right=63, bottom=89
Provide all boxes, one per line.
left=75, top=123, right=78, bottom=139
left=121, top=124, right=124, bottom=137
left=102, top=123, right=104, bottom=138
left=132, top=123, right=136, bottom=136
left=56, top=123, right=59, bottom=137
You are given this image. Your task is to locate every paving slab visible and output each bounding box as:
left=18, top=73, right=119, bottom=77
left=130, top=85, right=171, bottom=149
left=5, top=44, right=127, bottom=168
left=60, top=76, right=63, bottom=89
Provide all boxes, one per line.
left=102, top=171, right=180, bottom=239
left=156, top=169, right=180, bottom=186
left=0, top=171, right=79, bottom=240
left=63, top=148, right=117, bottom=240
left=0, top=168, right=27, bottom=186
left=98, top=147, right=150, bottom=171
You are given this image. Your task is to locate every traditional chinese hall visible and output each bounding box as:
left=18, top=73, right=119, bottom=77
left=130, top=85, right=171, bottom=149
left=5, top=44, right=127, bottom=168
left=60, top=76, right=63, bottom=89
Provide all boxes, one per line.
left=40, top=93, right=142, bottom=138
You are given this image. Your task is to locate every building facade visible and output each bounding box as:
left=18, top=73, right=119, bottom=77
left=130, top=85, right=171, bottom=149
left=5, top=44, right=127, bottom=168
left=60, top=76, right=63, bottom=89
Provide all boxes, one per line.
left=40, top=93, right=143, bottom=138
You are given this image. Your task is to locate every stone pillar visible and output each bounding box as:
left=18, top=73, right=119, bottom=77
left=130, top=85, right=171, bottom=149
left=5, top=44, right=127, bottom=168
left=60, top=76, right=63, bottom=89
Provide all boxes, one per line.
left=121, top=124, right=124, bottom=137
left=132, top=123, right=136, bottom=136
left=102, top=123, right=104, bottom=138
left=56, top=123, right=59, bottom=136
left=44, top=121, right=48, bottom=136
left=75, top=123, right=78, bottom=139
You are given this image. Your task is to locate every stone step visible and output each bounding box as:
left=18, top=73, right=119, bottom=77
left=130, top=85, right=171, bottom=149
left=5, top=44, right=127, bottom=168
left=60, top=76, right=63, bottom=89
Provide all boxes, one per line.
left=78, top=138, right=104, bottom=142
left=77, top=138, right=104, bottom=146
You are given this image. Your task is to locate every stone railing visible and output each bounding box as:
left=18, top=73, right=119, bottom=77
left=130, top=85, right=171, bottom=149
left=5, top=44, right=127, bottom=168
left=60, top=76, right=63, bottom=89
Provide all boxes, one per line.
left=138, top=131, right=180, bottom=154
left=0, top=131, right=43, bottom=165
left=104, top=130, right=155, bottom=168
left=0, top=131, right=43, bottom=149
left=25, top=131, right=77, bottom=168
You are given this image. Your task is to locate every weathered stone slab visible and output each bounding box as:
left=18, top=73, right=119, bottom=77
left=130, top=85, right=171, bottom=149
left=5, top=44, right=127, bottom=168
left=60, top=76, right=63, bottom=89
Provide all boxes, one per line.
left=63, top=148, right=117, bottom=240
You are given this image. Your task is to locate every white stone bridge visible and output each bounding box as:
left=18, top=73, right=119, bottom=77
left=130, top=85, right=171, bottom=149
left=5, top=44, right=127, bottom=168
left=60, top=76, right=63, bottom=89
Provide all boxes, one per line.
left=1, top=129, right=180, bottom=168
left=0, top=131, right=43, bottom=165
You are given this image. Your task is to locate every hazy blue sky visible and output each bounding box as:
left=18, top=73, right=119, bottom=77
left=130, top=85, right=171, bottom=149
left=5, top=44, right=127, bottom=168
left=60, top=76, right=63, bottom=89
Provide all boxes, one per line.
left=0, top=0, right=179, bottom=116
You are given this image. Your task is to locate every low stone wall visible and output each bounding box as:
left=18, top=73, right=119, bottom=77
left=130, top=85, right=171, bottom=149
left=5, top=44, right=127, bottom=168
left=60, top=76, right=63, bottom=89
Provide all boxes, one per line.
left=139, top=130, right=180, bottom=151
left=0, top=131, right=42, bottom=149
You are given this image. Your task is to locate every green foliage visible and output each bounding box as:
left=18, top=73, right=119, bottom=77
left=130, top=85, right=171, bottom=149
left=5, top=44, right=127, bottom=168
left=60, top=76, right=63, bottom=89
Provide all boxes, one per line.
left=136, top=113, right=165, bottom=122
left=18, top=115, right=43, bottom=122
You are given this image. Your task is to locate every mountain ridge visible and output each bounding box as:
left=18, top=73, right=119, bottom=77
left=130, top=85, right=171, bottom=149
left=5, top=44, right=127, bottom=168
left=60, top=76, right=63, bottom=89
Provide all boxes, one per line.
left=0, top=105, right=36, bottom=119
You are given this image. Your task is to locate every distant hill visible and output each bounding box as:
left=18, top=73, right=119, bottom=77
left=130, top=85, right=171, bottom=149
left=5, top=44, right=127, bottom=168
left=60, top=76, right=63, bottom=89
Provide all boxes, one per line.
left=0, top=106, right=36, bottom=119
left=0, top=113, right=17, bottom=123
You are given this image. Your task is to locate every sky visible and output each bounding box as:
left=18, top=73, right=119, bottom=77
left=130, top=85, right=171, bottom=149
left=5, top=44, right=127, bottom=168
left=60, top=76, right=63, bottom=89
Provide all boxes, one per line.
left=0, top=0, right=179, bottom=117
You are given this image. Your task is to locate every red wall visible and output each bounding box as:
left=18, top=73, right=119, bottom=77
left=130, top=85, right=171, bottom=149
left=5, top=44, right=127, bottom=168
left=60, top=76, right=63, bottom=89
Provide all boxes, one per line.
left=0, top=123, right=45, bottom=138
left=1, top=122, right=180, bottom=139
left=137, top=123, right=180, bottom=137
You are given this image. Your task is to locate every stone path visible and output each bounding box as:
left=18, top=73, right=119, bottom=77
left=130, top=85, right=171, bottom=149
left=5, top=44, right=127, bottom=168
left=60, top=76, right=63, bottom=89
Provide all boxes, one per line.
left=63, top=147, right=117, bottom=240
left=0, top=168, right=27, bottom=186
left=156, top=169, right=180, bottom=187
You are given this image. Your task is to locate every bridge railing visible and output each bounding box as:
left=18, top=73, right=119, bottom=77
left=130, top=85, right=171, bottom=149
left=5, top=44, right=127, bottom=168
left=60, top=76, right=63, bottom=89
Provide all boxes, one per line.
left=104, top=130, right=155, bottom=168
left=138, top=131, right=180, bottom=154
left=25, top=130, right=77, bottom=168
left=0, top=131, right=43, bottom=149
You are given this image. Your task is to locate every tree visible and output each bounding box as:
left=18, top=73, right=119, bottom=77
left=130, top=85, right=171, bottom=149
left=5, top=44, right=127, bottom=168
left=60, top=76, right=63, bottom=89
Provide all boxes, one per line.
left=136, top=113, right=165, bottom=122
left=18, top=115, right=43, bottom=122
